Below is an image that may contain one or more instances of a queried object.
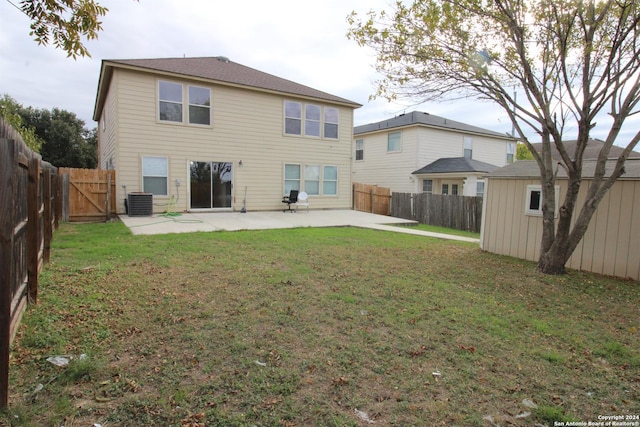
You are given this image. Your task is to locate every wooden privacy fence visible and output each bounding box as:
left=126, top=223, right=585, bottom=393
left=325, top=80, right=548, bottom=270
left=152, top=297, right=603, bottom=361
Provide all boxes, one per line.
left=0, top=117, right=61, bottom=408
left=59, top=167, right=116, bottom=222
left=353, top=183, right=391, bottom=215
left=391, top=192, right=483, bottom=233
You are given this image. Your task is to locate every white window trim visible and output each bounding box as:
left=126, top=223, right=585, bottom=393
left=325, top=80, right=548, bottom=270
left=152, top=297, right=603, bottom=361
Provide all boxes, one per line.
left=525, top=184, right=560, bottom=217
left=142, top=155, right=169, bottom=196
left=355, top=139, right=364, bottom=161
left=387, top=131, right=402, bottom=153
left=187, top=85, right=212, bottom=126
left=284, top=101, right=340, bottom=140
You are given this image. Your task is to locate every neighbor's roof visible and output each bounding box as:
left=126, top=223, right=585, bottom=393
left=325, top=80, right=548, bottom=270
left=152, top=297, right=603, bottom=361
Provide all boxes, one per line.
left=412, top=157, right=499, bottom=175
left=486, top=158, right=640, bottom=180
left=354, top=111, right=516, bottom=140
left=528, top=139, right=640, bottom=161
left=93, top=56, right=361, bottom=120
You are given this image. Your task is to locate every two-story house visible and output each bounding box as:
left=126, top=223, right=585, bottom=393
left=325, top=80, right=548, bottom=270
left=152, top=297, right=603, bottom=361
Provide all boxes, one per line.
left=93, top=56, right=361, bottom=214
left=353, top=111, right=517, bottom=196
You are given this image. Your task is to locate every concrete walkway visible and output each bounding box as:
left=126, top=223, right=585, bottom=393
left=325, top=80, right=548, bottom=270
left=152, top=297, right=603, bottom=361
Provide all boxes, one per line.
left=119, top=210, right=480, bottom=243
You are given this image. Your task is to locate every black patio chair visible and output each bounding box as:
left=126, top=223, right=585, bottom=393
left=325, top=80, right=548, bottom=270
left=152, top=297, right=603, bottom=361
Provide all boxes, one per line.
left=282, top=190, right=299, bottom=212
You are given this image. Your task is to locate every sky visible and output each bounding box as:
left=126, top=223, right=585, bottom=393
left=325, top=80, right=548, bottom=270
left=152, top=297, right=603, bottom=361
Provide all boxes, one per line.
left=1, top=0, right=637, bottom=145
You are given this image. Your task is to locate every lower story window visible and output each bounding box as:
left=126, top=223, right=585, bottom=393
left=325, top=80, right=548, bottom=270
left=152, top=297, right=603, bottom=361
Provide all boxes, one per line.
left=142, top=156, right=168, bottom=195
left=422, top=179, right=433, bottom=194
left=284, top=164, right=337, bottom=196
left=476, top=181, right=485, bottom=197
left=452, top=184, right=459, bottom=195
left=323, top=166, right=338, bottom=195
left=442, top=183, right=449, bottom=195
left=284, top=164, right=301, bottom=195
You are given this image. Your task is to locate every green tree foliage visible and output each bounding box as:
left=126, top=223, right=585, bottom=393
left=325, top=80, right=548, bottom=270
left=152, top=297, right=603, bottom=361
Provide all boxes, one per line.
left=516, top=143, right=534, bottom=161
left=348, top=0, right=640, bottom=275
left=20, top=0, right=108, bottom=58
left=0, top=94, right=43, bottom=152
left=18, top=105, right=97, bottom=168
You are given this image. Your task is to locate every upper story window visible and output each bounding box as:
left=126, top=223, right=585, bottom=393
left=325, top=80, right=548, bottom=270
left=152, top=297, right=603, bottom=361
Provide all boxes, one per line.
left=159, top=80, right=211, bottom=126
left=159, top=81, right=183, bottom=123
left=324, top=108, right=339, bottom=139
left=387, top=131, right=401, bottom=152
left=305, top=104, right=321, bottom=137
left=284, top=101, right=339, bottom=139
left=355, top=139, right=364, bottom=161
left=464, top=137, right=473, bottom=159
left=507, top=142, right=515, bottom=163
left=188, top=85, right=211, bottom=125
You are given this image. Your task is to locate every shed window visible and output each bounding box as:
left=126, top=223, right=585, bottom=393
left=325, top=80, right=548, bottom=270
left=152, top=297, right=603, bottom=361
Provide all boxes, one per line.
left=525, top=184, right=560, bottom=216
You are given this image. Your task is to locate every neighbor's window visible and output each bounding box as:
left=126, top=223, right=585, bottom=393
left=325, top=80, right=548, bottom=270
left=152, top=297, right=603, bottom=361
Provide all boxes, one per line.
left=324, top=107, right=339, bottom=139
left=305, top=104, right=321, bottom=137
left=284, top=101, right=302, bottom=135
left=304, top=165, right=320, bottom=195
left=476, top=181, right=485, bottom=197
left=284, top=164, right=301, bottom=195
left=464, top=137, right=473, bottom=159
left=159, top=81, right=183, bottom=122
left=142, top=156, right=168, bottom=195
left=442, top=183, right=449, bottom=195
left=188, top=85, right=211, bottom=125
left=355, top=139, right=364, bottom=161
left=388, top=131, right=401, bottom=152
left=323, top=166, right=338, bottom=195
left=507, top=142, right=515, bottom=163
left=422, top=179, right=433, bottom=194
left=452, top=184, right=459, bottom=195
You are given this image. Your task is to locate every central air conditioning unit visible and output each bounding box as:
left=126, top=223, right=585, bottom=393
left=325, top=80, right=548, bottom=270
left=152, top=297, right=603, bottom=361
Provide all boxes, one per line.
left=127, top=192, right=153, bottom=216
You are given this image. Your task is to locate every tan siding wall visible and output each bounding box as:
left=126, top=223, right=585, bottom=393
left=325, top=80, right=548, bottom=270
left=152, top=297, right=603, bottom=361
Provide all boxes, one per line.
left=353, top=125, right=512, bottom=193
left=98, top=74, right=118, bottom=170
left=482, top=177, right=640, bottom=281
left=109, top=69, right=353, bottom=213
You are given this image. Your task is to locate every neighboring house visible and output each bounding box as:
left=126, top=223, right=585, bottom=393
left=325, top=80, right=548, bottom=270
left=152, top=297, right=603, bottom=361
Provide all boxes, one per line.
left=92, top=56, right=361, bottom=214
left=352, top=111, right=517, bottom=196
left=480, top=158, right=640, bottom=281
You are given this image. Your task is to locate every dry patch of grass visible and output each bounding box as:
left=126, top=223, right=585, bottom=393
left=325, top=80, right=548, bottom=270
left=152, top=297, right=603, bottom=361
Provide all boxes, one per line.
left=2, top=221, right=639, bottom=426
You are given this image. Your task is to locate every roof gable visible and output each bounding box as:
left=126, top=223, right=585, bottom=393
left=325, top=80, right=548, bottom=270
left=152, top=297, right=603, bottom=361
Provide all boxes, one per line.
left=412, top=157, right=500, bottom=175
left=354, top=111, right=515, bottom=140
left=94, top=56, right=361, bottom=120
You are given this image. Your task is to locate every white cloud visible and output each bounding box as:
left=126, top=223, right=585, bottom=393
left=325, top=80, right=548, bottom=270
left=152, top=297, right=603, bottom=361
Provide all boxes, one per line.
left=0, top=0, right=636, bottom=146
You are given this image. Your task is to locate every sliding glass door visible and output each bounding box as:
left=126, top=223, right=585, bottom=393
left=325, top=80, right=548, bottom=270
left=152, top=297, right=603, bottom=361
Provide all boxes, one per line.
left=190, top=161, right=233, bottom=209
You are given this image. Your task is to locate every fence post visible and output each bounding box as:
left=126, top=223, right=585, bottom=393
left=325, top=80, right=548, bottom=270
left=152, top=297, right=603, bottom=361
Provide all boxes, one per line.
left=106, top=173, right=112, bottom=221
left=27, top=156, right=40, bottom=304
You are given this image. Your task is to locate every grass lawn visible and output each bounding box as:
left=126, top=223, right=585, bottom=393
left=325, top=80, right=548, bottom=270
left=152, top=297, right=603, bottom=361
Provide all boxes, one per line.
left=2, top=221, right=639, bottom=426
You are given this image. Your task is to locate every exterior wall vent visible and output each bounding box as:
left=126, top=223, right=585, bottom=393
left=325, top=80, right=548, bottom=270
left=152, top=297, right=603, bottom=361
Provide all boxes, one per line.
left=127, top=192, right=153, bottom=216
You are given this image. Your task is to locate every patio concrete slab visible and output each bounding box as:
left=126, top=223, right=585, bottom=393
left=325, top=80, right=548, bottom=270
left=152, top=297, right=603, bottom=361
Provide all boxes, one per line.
left=119, top=210, right=480, bottom=243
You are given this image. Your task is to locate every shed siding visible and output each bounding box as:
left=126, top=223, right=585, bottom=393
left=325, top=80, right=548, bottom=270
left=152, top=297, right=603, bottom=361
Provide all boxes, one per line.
left=104, top=69, right=354, bottom=213
left=482, top=177, right=640, bottom=281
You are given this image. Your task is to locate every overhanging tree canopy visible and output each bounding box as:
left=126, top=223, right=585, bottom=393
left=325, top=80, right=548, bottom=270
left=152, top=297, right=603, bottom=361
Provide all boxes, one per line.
left=348, top=0, right=640, bottom=274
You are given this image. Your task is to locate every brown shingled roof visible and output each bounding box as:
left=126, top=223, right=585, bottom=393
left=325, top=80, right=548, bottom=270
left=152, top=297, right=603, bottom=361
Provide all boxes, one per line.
left=100, top=56, right=360, bottom=109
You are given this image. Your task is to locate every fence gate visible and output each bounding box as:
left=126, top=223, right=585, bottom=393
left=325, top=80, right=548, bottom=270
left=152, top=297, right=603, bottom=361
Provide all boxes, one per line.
left=353, top=183, right=391, bottom=216
left=59, top=168, right=116, bottom=222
